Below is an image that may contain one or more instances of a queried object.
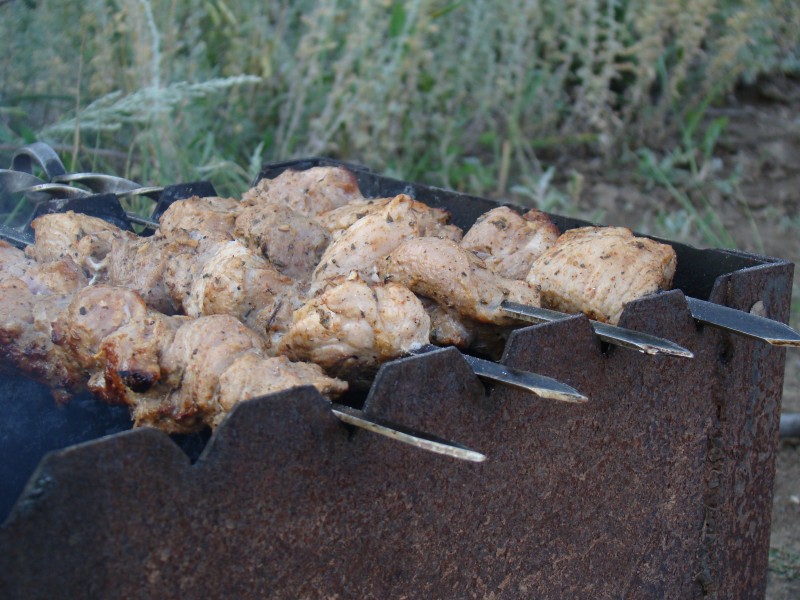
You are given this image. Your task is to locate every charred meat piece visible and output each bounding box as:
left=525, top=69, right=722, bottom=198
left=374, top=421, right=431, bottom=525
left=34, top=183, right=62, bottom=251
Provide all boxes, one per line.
left=378, top=237, right=540, bottom=326
left=311, top=194, right=461, bottom=292
left=528, top=226, right=677, bottom=324
left=278, top=274, right=430, bottom=379
left=242, top=166, right=364, bottom=217
left=234, top=203, right=331, bottom=281
left=461, top=206, right=560, bottom=280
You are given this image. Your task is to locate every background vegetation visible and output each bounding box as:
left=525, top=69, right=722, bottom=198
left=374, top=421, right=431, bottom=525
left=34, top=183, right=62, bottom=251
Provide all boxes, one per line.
left=1, top=0, right=797, bottom=193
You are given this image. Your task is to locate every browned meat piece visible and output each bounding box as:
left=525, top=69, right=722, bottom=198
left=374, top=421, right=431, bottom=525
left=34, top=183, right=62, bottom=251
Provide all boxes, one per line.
left=161, top=239, right=301, bottom=350
left=217, top=353, right=348, bottom=416
left=315, top=198, right=393, bottom=238
left=0, top=279, right=79, bottom=402
left=234, top=203, right=331, bottom=280
left=152, top=314, right=268, bottom=430
left=311, top=194, right=461, bottom=292
left=527, top=226, right=677, bottom=324
left=25, top=213, right=188, bottom=312
left=51, top=285, right=151, bottom=374
left=278, top=275, right=430, bottom=379
left=461, top=206, right=560, bottom=280
left=156, top=196, right=241, bottom=242
left=0, top=242, right=88, bottom=401
left=421, top=297, right=475, bottom=349
left=242, top=166, right=364, bottom=217
left=103, top=236, right=193, bottom=314
left=91, top=310, right=187, bottom=406
left=25, top=211, right=122, bottom=264
left=378, top=237, right=541, bottom=325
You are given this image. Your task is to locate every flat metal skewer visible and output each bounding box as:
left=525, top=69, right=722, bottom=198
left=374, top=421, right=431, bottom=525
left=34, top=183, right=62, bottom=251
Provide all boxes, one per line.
left=500, top=300, right=695, bottom=358
left=461, top=353, right=587, bottom=403
left=686, top=297, right=800, bottom=347
left=330, top=403, right=486, bottom=462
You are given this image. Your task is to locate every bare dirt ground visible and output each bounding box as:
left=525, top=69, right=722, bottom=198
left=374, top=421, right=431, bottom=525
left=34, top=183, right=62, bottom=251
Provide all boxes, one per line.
left=555, top=74, right=800, bottom=598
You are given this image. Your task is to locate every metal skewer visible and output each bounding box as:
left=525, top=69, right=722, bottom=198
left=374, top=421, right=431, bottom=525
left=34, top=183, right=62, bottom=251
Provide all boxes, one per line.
left=685, top=297, right=800, bottom=347
left=461, top=354, right=587, bottom=403
left=330, top=403, right=486, bottom=462
left=501, top=301, right=695, bottom=358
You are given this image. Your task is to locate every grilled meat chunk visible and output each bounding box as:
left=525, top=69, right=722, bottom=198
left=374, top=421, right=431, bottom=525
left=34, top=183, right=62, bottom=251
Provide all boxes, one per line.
left=156, top=196, right=241, bottom=242
left=163, top=239, right=301, bottom=349
left=278, top=275, right=430, bottom=379
left=26, top=212, right=190, bottom=313
left=26, top=211, right=122, bottom=264
left=242, top=166, right=364, bottom=217
left=0, top=242, right=88, bottom=401
left=378, top=237, right=540, bottom=326
left=234, top=203, right=331, bottom=280
left=217, top=353, right=348, bottom=415
left=421, top=297, right=475, bottom=349
left=311, top=194, right=461, bottom=292
left=527, top=226, right=677, bottom=324
left=316, top=197, right=393, bottom=239
left=461, top=206, right=560, bottom=280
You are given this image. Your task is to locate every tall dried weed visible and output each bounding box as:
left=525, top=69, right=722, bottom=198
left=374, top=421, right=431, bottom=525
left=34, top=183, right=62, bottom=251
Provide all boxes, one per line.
left=0, top=0, right=798, bottom=195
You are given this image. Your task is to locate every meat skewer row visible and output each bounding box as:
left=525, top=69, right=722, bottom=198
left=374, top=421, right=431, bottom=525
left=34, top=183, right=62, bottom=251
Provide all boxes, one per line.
left=23, top=168, right=685, bottom=364
left=2, top=239, right=345, bottom=430
left=455, top=207, right=693, bottom=356
left=20, top=201, right=585, bottom=400
left=0, top=240, right=486, bottom=460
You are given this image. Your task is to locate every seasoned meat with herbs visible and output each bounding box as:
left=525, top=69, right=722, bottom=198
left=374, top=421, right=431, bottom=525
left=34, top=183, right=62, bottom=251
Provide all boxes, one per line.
left=378, top=237, right=540, bottom=325
left=234, top=203, right=331, bottom=280
left=156, top=195, right=241, bottom=242
left=311, top=194, right=461, bottom=292
left=461, top=206, right=560, bottom=280
left=217, top=353, right=348, bottom=416
left=278, top=274, right=430, bottom=379
left=315, top=197, right=393, bottom=238
left=242, top=166, right=364, bottom=217
left=26, top=211, right=123, bottom=264
left=527, top=226, right=677, bottom=324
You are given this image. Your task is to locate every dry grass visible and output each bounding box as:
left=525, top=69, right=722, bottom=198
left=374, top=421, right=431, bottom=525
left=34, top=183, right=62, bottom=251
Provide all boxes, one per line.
left=1, top=0, right=797, bottom=199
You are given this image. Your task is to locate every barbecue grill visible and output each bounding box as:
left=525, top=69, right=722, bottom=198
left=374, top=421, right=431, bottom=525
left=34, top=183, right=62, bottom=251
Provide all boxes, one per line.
left=0, top=148, right=796, bottom=598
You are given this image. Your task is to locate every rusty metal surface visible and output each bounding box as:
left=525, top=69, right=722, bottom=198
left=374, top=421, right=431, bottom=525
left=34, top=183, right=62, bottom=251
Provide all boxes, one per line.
left=0, top=256, right=791, bottom=599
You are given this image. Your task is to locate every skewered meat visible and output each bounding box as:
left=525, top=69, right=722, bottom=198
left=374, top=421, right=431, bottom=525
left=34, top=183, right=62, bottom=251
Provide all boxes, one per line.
left=241, top=166, right=364, bottom=216
left=0, top=256, right=347, bottom=433
left=156, top=196, right=241, bottom=242
left=316, top=197, right=393, bottom=238
left=278, top=274, right=430, bottom=379
left=311, top=194, right=461, bottom=292
left=171, top=240, right=302, bottom=349
left=27, top=212, right=192, bottom=313
left=25, top=211, right=122, bottom=264
left=234, top=203, right=331, bottom=280
left=378, top=237, right=540, bottom=326
left=1, top=241, right=88, bottom=401
left=527, top=226, right=677, bottom=324
left=421, top=297, right=475, bottom=349
left=461, top=206, right=560, bottom=280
